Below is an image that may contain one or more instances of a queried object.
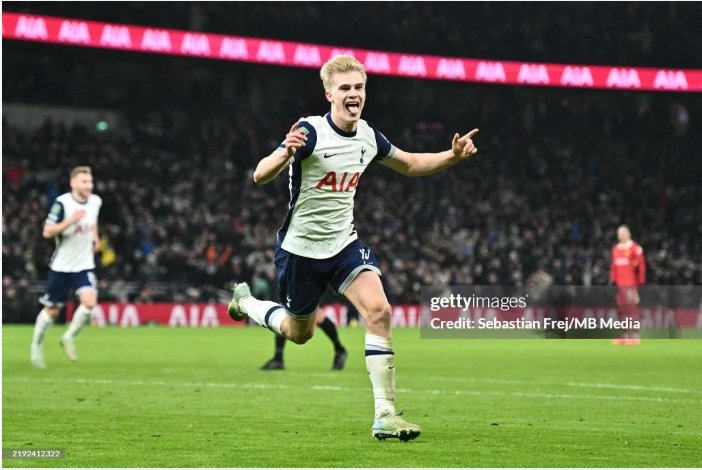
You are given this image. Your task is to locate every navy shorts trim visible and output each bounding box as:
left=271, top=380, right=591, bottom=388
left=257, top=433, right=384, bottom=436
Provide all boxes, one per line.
left=39, top=269, right=98, bottom=307
left=274, top=238, right=381, bottom=318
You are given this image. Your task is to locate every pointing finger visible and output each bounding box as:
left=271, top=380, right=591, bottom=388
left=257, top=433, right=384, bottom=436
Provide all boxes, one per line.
left=452, top=133, right=459, bottom=145
left=460, top=128, right=479, bottom=141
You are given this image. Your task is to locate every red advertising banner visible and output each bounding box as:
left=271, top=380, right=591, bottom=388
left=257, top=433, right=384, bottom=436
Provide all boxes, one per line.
left=70, top=303, right=701, bottom=328
left=67, top=302, right=423, bottom=328
left=74, top=303, right=246, bottom=327
left=3, top=13, right=701, bottom=92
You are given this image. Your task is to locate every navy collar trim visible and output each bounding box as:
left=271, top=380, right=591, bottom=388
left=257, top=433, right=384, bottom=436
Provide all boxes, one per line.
left=326, top=113, right=357, bottom=137
left=70, top=193, right=88, bottom=204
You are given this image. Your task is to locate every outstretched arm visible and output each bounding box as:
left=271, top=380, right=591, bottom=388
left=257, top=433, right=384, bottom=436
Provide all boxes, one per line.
left=380, top=129, right=479, bottom=177
left=253, top=123, right=308, bottom=185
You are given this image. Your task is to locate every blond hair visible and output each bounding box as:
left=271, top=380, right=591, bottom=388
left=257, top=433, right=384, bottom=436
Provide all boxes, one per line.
left=70, top=166, right=92, bottom=179
left=320, top=55, right=367, bottom=91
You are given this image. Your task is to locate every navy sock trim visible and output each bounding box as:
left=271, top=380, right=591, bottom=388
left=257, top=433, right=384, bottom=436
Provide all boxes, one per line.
left=264, top=306, right=283, bottom=329
left=365, top=349, right=394, bottom=357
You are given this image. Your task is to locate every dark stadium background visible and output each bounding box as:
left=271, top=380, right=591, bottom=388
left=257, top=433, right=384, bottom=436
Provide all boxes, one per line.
left=3, top=2, right=701, bottom=324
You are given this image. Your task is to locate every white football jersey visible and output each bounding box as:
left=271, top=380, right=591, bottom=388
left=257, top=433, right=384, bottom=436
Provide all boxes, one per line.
left=45, top=192, right=102, bottom=272
left=277, top=113, right=396, bottom=259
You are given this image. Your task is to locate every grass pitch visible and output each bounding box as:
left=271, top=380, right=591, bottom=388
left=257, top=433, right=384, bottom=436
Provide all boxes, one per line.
left=2, top=325, right=701, bottom=467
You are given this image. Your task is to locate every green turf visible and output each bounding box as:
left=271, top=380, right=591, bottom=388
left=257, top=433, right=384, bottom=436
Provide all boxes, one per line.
left=2, top=325, right=701, bottom=467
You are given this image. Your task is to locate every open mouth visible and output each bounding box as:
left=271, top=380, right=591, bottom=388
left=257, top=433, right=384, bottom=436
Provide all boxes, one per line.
left=345, top=101, right=360, bottom=113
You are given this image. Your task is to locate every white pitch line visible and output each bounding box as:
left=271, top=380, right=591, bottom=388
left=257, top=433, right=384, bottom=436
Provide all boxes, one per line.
left=285, top=372, right=700, bottom=395
left=8, top=376, right=702, bottom=404
left=423, top=375, right=700, bottom=394
left=561, top=381, right=696, bottom=394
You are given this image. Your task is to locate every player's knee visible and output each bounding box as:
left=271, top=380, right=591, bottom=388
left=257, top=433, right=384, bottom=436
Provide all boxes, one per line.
left=288, top=329, right=314, bottom=345
left=365, top=303, right=391, bottom=330
left=45, top=307, right=60, bottom=319
left=79, top=291, right=98, bottom=309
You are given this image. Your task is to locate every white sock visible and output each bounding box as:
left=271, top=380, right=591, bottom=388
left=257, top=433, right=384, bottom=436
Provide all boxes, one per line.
left=64, top=304, right=92, bottom=339
left=241, top=297, right=286, bottom=335
left=365, top=333, right=396, bottom=418
left=32, top=309, right=54, bottom=347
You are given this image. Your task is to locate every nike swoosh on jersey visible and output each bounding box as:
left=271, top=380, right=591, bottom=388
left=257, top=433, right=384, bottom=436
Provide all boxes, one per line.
left=323, top=153, right=338, bottom=158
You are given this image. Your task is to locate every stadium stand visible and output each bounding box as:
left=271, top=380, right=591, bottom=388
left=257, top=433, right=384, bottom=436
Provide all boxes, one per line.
left=3, top=3, right=701, bottom=323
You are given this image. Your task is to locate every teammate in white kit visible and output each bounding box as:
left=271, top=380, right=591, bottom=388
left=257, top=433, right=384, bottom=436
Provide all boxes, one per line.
left=31, top=166, right=102, bottom=368
left=227, top=55, right=479, bottom=440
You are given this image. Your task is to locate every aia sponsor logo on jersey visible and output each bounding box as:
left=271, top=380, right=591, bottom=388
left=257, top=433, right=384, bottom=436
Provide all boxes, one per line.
left=315, top=171, right=360, bottom=192
left=74, top=224, right=95, bottom=235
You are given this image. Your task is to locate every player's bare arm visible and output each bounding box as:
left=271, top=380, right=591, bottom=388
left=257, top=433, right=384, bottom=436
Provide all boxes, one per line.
left=253, top=123, right=308, bottom=185
left=42, top=209, right=86, bottom=239
left=380, top=128, right=479, bottom=176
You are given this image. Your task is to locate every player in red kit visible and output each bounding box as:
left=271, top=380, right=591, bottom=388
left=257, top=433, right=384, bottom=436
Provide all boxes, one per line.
left=609, top=225, right=646, bottom=345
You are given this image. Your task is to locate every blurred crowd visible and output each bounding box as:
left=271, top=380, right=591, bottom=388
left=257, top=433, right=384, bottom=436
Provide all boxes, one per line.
left=3, top=3, right=701, bottom=323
